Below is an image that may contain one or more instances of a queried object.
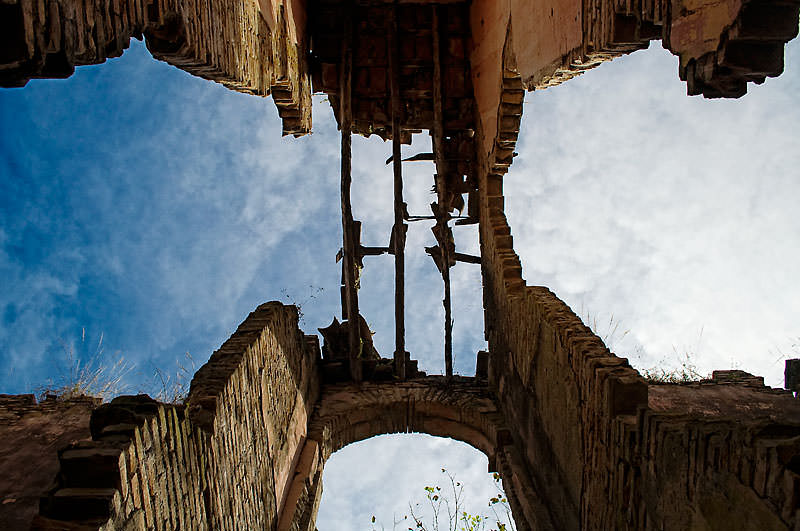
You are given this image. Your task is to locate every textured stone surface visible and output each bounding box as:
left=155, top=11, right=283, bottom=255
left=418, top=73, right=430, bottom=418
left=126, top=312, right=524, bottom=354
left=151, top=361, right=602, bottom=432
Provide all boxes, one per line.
left=475, top=106, right=800, bottom=528
left=2, top=2, right=799, bottom=529
left=11, top=294, right=800, bottom=530
left=0, top=0, right=312, bottom=135
left=0, top=395, right=99, bottom=530
left=28, top=303, right=319, bottom=530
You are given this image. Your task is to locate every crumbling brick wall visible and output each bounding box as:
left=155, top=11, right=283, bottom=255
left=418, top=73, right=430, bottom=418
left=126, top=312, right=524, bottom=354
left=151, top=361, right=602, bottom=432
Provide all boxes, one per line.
left=475, top=111, right=800, bottom=530
left=0, top=0, right=311, bottom=135
left=2, top=1, right=799, bottom=528
left=25, top=302, right=544, bottom=531
left=15, top=301, right=800, bottom=530
left=634, top=377, right=800, bottom=529
left=0, top=394, right=99, bottom=530
left=31, top=302, right=320, bottom=530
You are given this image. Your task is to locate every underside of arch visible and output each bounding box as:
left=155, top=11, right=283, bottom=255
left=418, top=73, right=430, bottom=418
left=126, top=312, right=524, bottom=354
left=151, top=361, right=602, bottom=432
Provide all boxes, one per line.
left=308, top=377, right=504, bottom=461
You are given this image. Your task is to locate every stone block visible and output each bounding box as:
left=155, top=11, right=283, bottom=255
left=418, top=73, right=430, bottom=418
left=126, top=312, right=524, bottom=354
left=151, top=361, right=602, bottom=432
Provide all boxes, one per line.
left=784, top=359, right=800, bottom=392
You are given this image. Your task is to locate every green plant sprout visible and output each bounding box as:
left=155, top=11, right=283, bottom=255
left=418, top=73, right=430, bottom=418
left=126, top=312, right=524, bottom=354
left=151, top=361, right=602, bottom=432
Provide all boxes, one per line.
left=370, top=469, right=516, bottom=531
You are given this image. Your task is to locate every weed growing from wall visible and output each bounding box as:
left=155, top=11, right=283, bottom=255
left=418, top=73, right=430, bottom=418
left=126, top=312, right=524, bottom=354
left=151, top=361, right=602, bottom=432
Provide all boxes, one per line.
left=38, top=328, right=133, bottom=400
left=151, top=351, right=196, bottom=404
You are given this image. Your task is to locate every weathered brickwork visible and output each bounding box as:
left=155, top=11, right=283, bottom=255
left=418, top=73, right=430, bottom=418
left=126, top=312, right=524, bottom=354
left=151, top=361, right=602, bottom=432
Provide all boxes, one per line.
left=307, top=377, right=554, bottom=530
left=475, top=100, right=800, bottom=528
left=636, top=378, right=800, bottom=529
left=310, top=377, right=503, bottom=460
left=469, top=1, right=800, bottom=191
left=187, top=302, right=320, bottom=529
left=25, top=302, right=319, bottom=530
left=469, top=0, right=800, bottom=99
left=2, top=2, right=799, bottom=530
left=0, top=394, right=99, bottom=530
left=0, top=0, right=311, bottom=134
left=32, top=395, right=209, bottom=530
left=7, top=294, right=799, bottom=530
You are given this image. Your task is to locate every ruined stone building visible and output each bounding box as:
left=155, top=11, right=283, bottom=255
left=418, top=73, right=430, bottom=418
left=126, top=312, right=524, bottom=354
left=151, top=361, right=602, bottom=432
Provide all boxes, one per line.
left=2, top=0, right=800, bottom=529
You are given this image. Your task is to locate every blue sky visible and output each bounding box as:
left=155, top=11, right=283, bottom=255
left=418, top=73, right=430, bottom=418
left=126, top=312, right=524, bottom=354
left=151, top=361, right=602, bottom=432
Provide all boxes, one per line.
left=0, top=43, right=338, bottom=392
left=2, top=34, right=799, bottom=528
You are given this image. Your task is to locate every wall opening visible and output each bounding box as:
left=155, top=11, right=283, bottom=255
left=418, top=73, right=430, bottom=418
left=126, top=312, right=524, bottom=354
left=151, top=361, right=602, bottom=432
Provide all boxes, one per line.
left=351, top=131, right=487, bottom=377
left=316, top=434, right=515, bottom=530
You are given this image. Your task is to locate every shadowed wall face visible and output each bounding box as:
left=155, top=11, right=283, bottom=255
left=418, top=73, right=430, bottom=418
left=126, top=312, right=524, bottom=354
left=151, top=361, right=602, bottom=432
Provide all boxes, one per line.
left=0, top=395, right=98, bottom=530
left=475, top=105, right=800, bottom=530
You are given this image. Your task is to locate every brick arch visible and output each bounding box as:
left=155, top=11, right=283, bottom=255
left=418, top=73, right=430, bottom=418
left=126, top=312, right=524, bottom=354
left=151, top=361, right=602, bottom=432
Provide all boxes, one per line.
left=308, top=377, right=508, bottom=463
left=288, top=377, right=554, bottom=531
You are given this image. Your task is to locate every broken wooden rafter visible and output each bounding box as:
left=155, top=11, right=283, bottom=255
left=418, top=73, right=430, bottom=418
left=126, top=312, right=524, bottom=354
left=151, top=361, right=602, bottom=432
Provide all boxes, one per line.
left=389, top=3, right=407, bottom=380
left=406, top=214, right=471, bottom=222
left=385, top=153, right=473, bottom=165
left=431, top=5, right=453, bottom=379
left=360, top=246, right=390, bottom=257
left=339, top=2, right=361, bottom=382
left=385, top=152, right=435, bottom=164
left=425, top=246, right=481, bottom=267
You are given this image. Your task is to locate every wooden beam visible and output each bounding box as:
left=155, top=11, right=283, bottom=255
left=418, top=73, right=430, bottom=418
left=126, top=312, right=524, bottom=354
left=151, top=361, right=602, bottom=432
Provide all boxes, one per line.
left=389, top=4, right=406, bottom=380
left=453, top=252, right=481, bottom=264
left=408, top=215, right=471, bottom=221
left=442, top=241, right=453, bottom=379
left=340, top=3, right=361, bottom=382
left=426, top=246, right=481, bottom=265
left=431, top=5, right=453, bottom=379
left=360, top=246, right=390, bottom=257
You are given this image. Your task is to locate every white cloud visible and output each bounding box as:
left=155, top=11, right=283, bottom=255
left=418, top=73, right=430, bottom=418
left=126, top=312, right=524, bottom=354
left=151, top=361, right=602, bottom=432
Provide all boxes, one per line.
left=505, top=40, right=800, bottom=386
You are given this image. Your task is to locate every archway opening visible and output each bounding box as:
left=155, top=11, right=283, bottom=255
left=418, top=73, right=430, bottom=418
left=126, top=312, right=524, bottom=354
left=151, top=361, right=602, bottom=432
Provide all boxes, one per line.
left=317, top=433, right=515, bottom=530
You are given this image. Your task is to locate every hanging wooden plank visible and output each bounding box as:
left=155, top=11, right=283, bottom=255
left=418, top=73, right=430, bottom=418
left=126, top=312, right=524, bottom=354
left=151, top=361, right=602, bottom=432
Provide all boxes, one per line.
left=431, top=5, right=453, bottom=379
left=389, top=3, right=407, bottom=380
left=340, top=3, right=361, bottom=383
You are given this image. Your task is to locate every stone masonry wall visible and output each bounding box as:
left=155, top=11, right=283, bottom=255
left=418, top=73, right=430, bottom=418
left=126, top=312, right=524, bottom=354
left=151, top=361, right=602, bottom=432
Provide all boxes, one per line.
left=31, top=301, right=320, bottom=530
left=634, top=377, right=800, bottom=529
left=469, top=0, right=799, bottom=110
left=34, top=395, right=209, bottom=530
left=475, top=86, right=800, bottom=529
left=309, top=377, right=505, bottom=462
left=0, top=394, right=99, bottom=530
left=187, top=301, right=320, bottom=530
left=0, top=0, right=311, bottom=135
